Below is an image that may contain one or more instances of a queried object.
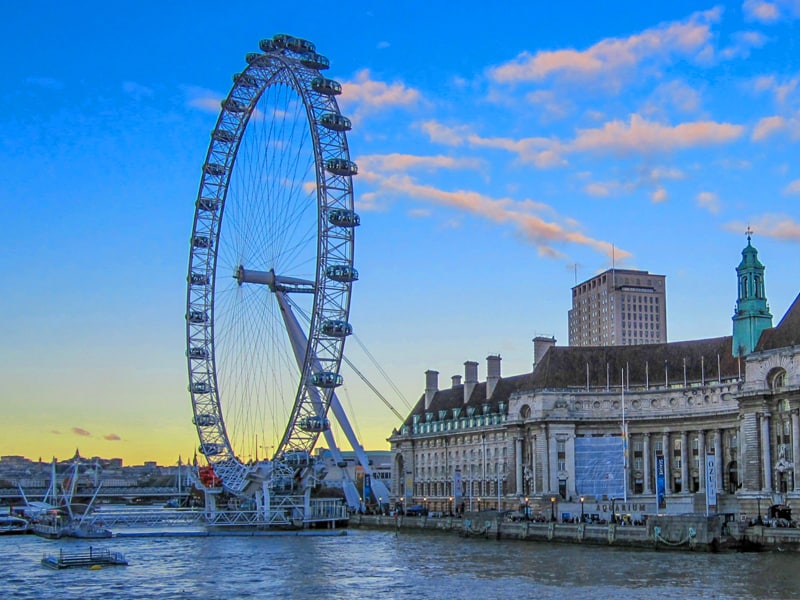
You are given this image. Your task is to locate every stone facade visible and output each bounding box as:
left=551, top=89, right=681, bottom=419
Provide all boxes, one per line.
left=389, top=244, right=800, bottom=521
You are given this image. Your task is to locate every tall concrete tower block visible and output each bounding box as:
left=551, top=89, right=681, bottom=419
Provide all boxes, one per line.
left=732, top=232, right=773, bottom=357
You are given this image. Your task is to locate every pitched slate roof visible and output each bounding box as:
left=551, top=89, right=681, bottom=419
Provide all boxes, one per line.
left=403, top=336, right=740, bottom=426
left=756, top=293, right=800, bottom=351
left=401, top=298, right=800, bottom=427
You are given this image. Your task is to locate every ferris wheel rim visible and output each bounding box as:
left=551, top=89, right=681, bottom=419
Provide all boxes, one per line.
left=184, top=35, right=358, bottom=493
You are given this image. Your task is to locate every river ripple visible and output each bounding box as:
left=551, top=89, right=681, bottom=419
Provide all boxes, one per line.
left=1, top=528, right=798, bottom=599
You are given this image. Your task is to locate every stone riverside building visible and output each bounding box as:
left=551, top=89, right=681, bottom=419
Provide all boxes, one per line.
left=388, top=237, right=799, bottom=521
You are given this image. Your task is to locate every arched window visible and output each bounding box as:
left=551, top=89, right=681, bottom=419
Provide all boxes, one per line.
left=768, top=368, right=787, bottom=392
left=520, top=404, right=531, bottom=419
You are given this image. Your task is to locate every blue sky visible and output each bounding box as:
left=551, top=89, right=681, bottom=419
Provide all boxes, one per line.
left=2, top=1, right=799, bottom=464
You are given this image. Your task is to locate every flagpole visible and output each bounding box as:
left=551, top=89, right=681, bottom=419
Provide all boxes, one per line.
left=622, top=368, right=627, bottom=504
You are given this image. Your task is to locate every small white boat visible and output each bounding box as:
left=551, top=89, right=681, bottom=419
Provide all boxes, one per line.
left=0, top=516, right=30, bottom=535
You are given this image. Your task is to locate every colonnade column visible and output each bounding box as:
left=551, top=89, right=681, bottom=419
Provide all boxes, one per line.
left=792, top=411, right=800, bottom=492
left=680, top=432, right=689, bottom=493
left=761, top=412, right=772, bottom=492
left=662, top=432, right=671, bottom=493
left=540, top=424, right=550, bottom=494
left=515, top=437, right=523, bottom=495
left=643, top=433, right=652, bottom=494
left=548, top=431, right=558, bottom=493
left=698, top=430, right=706, bottom=492
left=714, top=429, right=724, bottom=493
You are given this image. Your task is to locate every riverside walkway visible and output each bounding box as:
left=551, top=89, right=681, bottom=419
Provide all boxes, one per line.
left=350, top=513, right=800, bottom=553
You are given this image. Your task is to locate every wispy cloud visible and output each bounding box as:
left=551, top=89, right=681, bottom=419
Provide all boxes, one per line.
left=340, top=69, right=422, bottom=122
left=784, top=179, right=800, bottom=195
left=570, top=115, right=744, bottom=154
left=360, top=172, right=630, bottom=261
left=358, top=153, right=484, bottom=173
left=421, top=114, right=742, bottom=173
left=726, top=214, right=800, bottom=241
left=752, top=75, right=799, bottom=105
left=744, top=0, right=781, bottom=23
left=582, top=166, right=683, bottom=202
left=72, top=427, right=91, bottom=437
left=752, top=114, right=800, bottom=140
left=487, top=8, right=721, bottom=89
left=123, top=81, right=154, bottom=100
left=185, top=86, right=223, bottom=113
left=697, top=191, right=721, bottom=214
left=104, top=433, right=121, bottom=441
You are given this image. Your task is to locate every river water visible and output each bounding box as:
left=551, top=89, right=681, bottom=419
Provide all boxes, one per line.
left=2, top=528, right=799, bottom=599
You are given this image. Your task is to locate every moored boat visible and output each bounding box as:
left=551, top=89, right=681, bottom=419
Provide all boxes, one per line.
left=0, top=516, right=30, bottom=535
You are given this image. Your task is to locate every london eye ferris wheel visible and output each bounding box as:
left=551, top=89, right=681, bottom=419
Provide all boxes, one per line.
left=184, top=34, right=359, bottom=494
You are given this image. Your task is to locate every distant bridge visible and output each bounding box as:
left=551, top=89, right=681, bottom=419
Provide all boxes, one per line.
left=0, top=486, right=183, bottom=503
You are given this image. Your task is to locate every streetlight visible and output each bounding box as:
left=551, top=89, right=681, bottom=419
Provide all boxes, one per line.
left=610, top=498, right=616, bottom=524
left=756, top=496, right=762, bottom=525
left=379, top=496, right=383, bottom=515
left=524, top=496, right=529, bottom=520
left=449, top=496, right=453, bottom=516
left=423, top=497, right=427, bottom=516
left=580, top=496, right=585, bottom=523
left=550, top=496, right=556, bottom=522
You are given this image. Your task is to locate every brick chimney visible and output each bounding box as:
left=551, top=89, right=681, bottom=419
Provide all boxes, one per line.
left=464, top=361, right=478, bottom=404
left=424, top=370, right=439, bottom=410
left=451, top=374, right=462, bottom=388
left=486, top=354, right=501, bottom=399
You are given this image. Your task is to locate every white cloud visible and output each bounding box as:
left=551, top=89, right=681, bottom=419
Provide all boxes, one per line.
left=697, top=191, right=721, bottom=214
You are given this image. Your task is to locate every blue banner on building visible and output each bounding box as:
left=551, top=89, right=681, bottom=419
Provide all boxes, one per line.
left=574, top=436, right=624, bottom=499
left=364, top=473, right=372, bottom=505
left=656, top=455, right=666, bottom=510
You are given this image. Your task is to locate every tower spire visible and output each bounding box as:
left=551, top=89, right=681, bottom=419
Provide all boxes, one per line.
left=732, top=229, right=772, bottom=357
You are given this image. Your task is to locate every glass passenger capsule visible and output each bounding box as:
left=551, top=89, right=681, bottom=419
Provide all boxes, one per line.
left=193, top=413, right=218, bottom=427
left=326, top=264, right=359, bottom=282
left=325, top=158, right=358, bottom=176
left=259, top=38, right=277, bottom=53
left=311, top=77, right=342, bottom=96
left=192, top=235, right=213, bottom=249
left=197, top=197, right=219, bottom=212
left=204, top=163, right=226, bottom=177
left=190, top=381, right=211, bottom=394
left=233, top=72, right=260, bottom=88
left=222, top=98, right=247, bottom=113
left=282, top=450, right=311, bottom=468
left=300, top=53, right=330, bottom=70
left=187, top=346, right=209, bottom=359
left=189, top=272, right=209, bottom=286
left=187, top=310, right=209, bottom=324
left=328, top=208, right=360, bottom=227
left=245, top=52, right=261, bottom=64
left=213, top=130, right=236, bottom=143
left=320, top=113, right=352, bottom=131
left=310, top=371, right=343, bottom=388
left=299, top=416, right=330, bottom=433
left=321, top=319, right=352, bottom=337
left=199, top=443, right=222, bottom=456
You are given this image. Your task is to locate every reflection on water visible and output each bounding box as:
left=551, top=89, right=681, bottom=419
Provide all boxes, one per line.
left=2, top=529, right=799, bottom=599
